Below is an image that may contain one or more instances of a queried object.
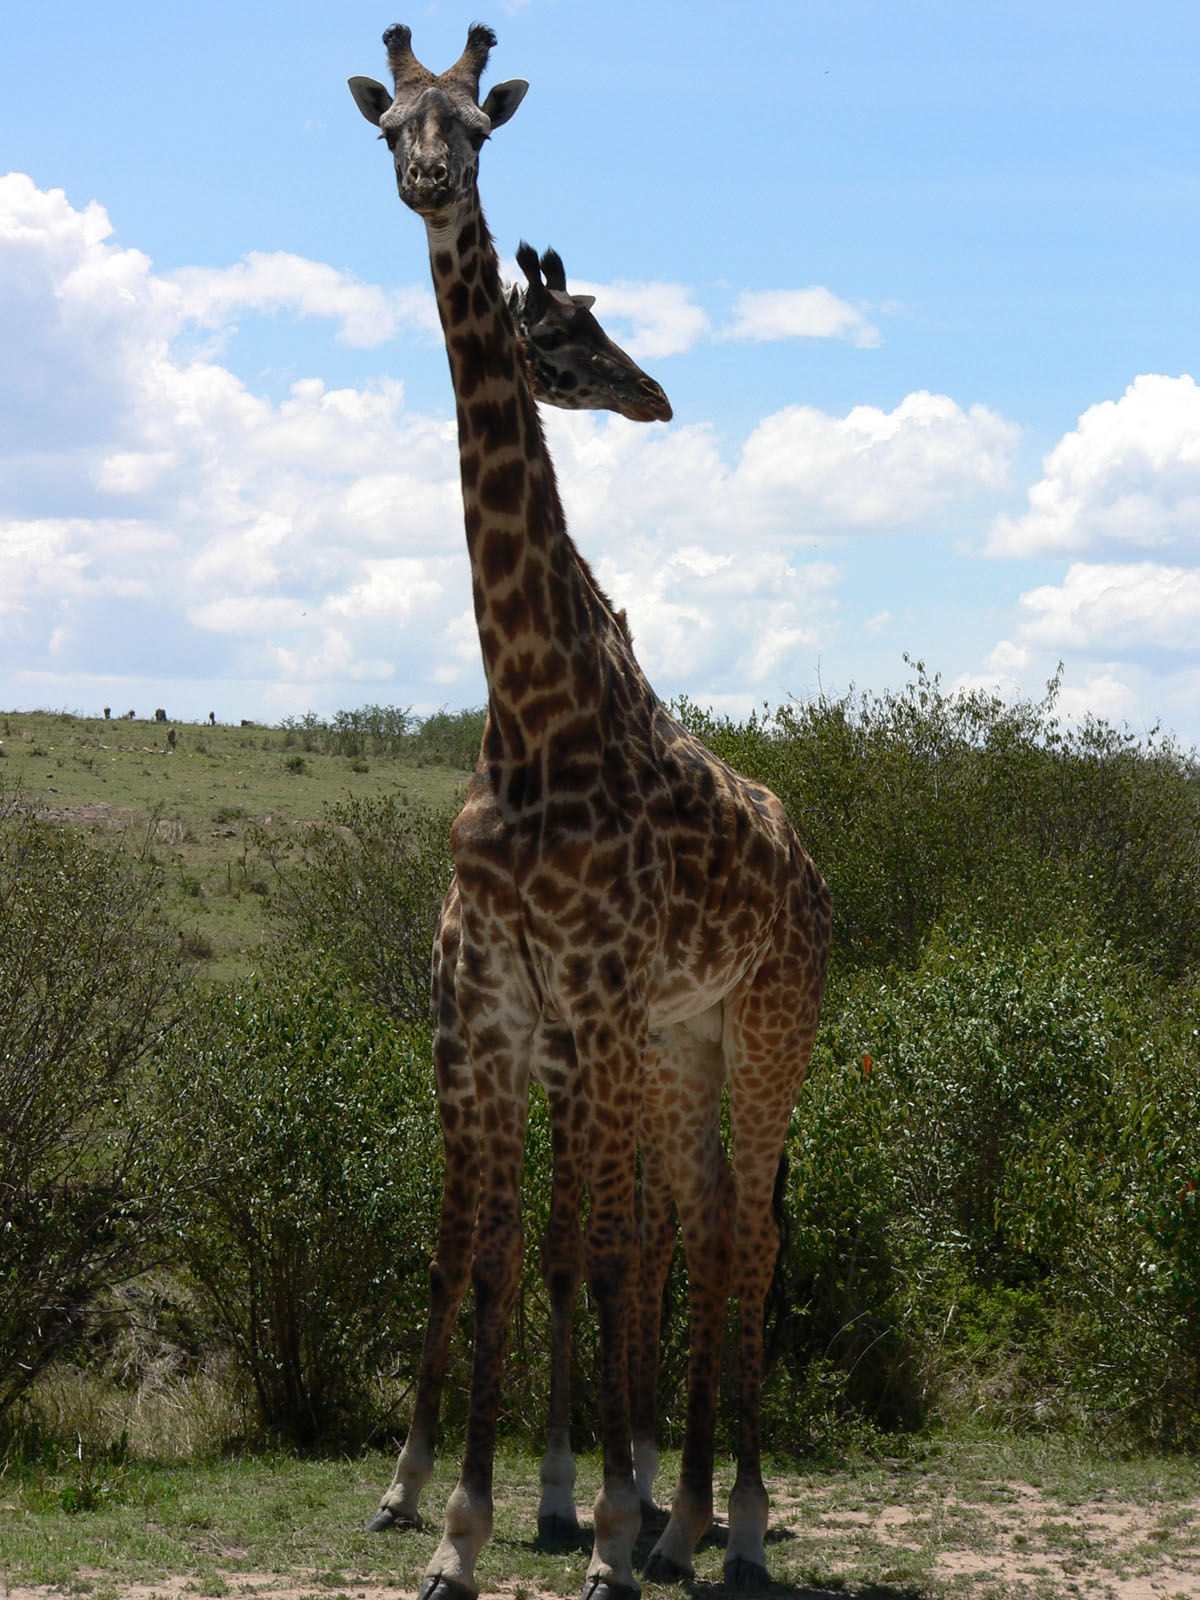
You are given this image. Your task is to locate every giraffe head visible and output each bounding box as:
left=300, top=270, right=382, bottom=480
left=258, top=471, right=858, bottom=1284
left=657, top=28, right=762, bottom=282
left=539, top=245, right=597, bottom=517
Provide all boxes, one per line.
left=511, top=245, right=673, bottom=424
left=348, top=24, right=527, bottom=227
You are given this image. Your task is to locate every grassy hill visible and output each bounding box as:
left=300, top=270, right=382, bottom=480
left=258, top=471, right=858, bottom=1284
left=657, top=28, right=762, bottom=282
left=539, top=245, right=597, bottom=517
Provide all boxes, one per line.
left=0, top=707, right=469, bottom=980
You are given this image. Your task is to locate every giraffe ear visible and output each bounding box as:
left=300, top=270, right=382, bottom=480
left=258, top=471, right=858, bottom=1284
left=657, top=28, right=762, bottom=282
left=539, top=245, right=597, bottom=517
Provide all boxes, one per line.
left=570, top=294, right=597, bottom=312
left=348, top=76, right=393, bottom=126
left=480, top=78, right=529, bottom=130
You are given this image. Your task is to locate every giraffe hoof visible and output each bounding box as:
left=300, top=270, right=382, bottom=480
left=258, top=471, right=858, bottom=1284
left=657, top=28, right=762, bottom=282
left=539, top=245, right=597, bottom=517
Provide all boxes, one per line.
left=723, top=1557, right=771, bottom=1593
left=365, top=1506, right=423, bottom=1532
left=538, top=1510, right=583, bottom=1549
left=579, top=1577, right=640, bottom=1600
left=643, top=1550, right=693, bottom=1584
left=417, top=1576, right=477, bottom=1600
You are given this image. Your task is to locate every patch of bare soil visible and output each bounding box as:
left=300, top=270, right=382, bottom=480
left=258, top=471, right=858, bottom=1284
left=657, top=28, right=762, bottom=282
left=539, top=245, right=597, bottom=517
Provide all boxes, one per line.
left=26, top=801, right=134, bottom=827
left=766, top=1472, right=1200, bottom=1600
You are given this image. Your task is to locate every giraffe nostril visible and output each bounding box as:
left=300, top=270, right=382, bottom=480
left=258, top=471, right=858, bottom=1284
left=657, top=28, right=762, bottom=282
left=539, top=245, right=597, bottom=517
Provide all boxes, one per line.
left=406, top=163, right=422, bottom=185
left=431, top=163, right=448, bottom=184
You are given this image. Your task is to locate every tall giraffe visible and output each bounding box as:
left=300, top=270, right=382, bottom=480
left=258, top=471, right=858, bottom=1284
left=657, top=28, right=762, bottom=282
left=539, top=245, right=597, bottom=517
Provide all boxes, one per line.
left=368, top=245, right=672, bottom=1547
left=349, top=26, right=830, bottom=1600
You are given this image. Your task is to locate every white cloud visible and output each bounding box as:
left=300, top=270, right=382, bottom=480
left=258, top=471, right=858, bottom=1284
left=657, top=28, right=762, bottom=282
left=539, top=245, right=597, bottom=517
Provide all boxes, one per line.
left=1017, top=561, right=1200, bottom=654
left=736, top=391, right=1018, bottom=527
left=987, top=373, right=1200, bottom=558
left=724, top=287, right=881, bottom=348
left=564, top=276, right=711, bottom=359
left=0, top=175, right=1029, bottom=722
left=1052, top=671, right=1141, bottom=728
left=167, top=252, right=438, bottom=348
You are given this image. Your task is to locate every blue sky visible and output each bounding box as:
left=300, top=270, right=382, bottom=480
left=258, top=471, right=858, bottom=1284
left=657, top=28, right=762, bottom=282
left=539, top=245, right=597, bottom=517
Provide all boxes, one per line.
left=4, top=0, right=1200, bottom=744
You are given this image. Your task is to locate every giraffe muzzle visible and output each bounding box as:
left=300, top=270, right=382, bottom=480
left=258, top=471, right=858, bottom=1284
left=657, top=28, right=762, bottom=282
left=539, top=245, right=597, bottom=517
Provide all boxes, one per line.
left=399, top=157, right=454, bottom=214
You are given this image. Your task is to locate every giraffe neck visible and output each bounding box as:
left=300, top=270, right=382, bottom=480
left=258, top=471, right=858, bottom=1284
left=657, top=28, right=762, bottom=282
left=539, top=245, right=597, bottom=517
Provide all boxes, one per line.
left=425, top=199, right=627, bottom=762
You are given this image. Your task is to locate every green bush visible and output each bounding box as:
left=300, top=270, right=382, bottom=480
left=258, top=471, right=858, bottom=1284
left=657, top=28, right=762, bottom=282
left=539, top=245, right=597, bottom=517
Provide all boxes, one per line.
left=265, top=794, right=456, bottom=1025
left=1002, top=984, right=1200, bottom=1445
left=148, top=971, right=441, bottom=1446
left=0, top=800, right=182, bottom=1426
left=277, top=704, right=485, bottom=769
left=404, top=706, right=486, bottom=770
left=678, top=663, right=1200, bottom=978
left=769, top=925, right=1192, bottom=1438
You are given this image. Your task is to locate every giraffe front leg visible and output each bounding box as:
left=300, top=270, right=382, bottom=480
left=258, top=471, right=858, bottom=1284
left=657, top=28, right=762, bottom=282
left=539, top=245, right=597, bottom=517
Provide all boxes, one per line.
left=421, top=970, right=531, bottom=1600
left=723, top=1157, right=786, bottom=1592
left=537, top=1025, right=586, bottom=1549
left=373, top=929, right=477, bottom=1534
left=420, top=1208, right=525, bottom=1600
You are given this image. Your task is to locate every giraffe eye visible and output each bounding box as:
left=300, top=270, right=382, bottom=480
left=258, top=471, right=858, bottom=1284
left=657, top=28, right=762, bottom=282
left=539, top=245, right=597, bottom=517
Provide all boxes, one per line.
left=531, top=327, right=568, bottom=352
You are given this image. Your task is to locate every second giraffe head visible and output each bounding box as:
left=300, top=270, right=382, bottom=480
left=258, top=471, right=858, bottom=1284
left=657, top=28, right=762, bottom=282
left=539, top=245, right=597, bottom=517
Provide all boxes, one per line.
left=348, top=24, right=526, bottom=226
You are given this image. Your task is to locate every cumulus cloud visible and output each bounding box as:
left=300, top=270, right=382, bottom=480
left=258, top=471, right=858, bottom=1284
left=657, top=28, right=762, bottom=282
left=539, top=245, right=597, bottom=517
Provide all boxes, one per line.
left=526, top=271, right=883, bottom=358
left=987, top=373, right=1200, bottom=558
left=736, top=392, right=1018, bottom=527
left=1017, top=561, right=1200, bottom=654
left=724, top=287, right=881, bottom=348
left=167, top=252, right=438, bottom=347
left=557, top=275, right=712, bottom=359
left=0, top=174, right=1025, bottom=719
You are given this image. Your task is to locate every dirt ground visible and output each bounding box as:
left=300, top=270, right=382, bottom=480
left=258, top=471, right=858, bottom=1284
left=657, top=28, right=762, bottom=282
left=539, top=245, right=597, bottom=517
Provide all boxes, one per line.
left=5, top=1471, right=1199, bottom=1600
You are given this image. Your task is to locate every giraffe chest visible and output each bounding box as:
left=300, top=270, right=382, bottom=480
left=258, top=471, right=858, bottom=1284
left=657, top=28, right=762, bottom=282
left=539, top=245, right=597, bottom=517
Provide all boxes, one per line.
left=451, top=755, right=791, bottom=1026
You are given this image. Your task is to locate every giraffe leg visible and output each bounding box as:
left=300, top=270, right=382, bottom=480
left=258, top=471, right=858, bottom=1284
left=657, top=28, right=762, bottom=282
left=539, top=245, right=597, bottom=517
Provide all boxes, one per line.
left=536, top=1024, right=587, bottom=1548
left=372, top=891, right=476, bottom=1533
left=579, top=1022, right=645, bottom=1600
left=630, top=1133, right=675, bottom=1517
left=641, top=1020, right=731, bottom=1584
left=722, top=872, right=827, bottom=1591
left=419, top=949, right=533, bottom=1600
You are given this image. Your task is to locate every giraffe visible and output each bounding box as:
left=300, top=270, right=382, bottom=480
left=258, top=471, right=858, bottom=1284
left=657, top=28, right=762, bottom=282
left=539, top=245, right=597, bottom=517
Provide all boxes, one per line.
left=368, top=245, right=672, bottom=1547
left=509, top=245, right=670, bottom=422
left=348, top=25, right=831, bottom=1600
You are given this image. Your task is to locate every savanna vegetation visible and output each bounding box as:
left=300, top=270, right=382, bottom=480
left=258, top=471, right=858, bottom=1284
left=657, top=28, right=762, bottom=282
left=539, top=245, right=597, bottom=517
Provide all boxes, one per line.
left=2, top=668, right=1199, bottom=1526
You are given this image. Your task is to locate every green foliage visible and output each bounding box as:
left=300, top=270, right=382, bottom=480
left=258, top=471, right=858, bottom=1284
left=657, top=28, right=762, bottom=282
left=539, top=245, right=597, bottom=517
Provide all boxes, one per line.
left=147, top=971, right=442, bottom=1447
left=264, top=794, right=457, bottom=1025
left=1002, top=985, right=1200, bottom=1444
left=7, top=676, right=1200, bottom=1456
left=771, top=925, right=1200, bottom=1444
left=0, top=797, right=183, bottom=1426
left=404, top=706, right=487, bottom=769
left=279, top=705, right=486, bottom=771
left=677, top=662, right=1200, bottom=977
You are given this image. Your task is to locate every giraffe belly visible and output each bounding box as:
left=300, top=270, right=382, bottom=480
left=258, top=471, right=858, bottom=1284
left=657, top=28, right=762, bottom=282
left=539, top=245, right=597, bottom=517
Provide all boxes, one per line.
left=647, top=954, right=755, bottom=1032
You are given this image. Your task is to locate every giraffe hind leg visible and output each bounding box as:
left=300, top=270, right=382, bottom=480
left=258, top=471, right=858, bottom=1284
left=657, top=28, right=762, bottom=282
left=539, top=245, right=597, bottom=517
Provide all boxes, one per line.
left=722, top=863, right=829, bottom=1589
left=639, top=1019, right=731, bottom=1585
left=536, top=1023, right=587, bottom=1548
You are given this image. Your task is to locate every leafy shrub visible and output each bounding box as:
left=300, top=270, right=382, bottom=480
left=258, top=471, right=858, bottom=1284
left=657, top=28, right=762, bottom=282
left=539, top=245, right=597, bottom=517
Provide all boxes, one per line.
left=278, top=704, right=485, bottom=770
left=1003, top=983, right=1200, bottom=1445
left=770, top=926, right=1177, bottom=1436
left=148, top=971, right=441, bottom=1446
left=404, top=706, right=486, bottom=770
left=265, top=794, right=456, bottom=1025
left=677, top=663, right=1200, bottom=978
left=0, top=799, right=182, bottom=1426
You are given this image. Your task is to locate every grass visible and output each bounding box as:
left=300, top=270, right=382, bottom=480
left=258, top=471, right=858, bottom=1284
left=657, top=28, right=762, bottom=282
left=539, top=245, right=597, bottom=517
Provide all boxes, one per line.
left=0, top=709, right=467, bottom=982
left=2, top=1436, right=1199, bottom=1597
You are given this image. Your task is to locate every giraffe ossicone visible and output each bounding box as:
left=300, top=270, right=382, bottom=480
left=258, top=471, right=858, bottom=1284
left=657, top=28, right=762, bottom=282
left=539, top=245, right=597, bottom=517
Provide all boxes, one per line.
left=350, top=25, right=830, bottom=1600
